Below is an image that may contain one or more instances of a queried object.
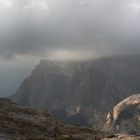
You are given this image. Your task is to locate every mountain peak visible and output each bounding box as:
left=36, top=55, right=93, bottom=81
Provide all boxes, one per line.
left=10, top=56, right=140, bottom=129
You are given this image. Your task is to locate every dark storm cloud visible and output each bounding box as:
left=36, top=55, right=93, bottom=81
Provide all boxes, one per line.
left=1, top=0, right=140, bottom=96
left=0, top=0, right=140, bottom=59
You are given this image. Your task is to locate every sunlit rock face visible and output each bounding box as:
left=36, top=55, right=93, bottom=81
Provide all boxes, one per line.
left=10, top=55, right=140, bottom=129
left=103, top=94, right=140, bottom=135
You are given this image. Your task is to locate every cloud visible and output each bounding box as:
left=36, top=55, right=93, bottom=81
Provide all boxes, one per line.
left=0, top=0, right=13, bottom=8
left=24, top=0, right=49, bottom=10
left=0, top=0, right=140, bottom=60
left=2, top=0, right=140, bottom=96
left=130, top=0, right=140, bottom=13
left=80, top=0, right=88, bottom=6
left=47, top=49, right=98, bottom=61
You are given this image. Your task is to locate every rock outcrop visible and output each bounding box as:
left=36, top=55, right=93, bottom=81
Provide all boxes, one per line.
left=0, top=98, right=108, bottom=140
left=102, top=134, right=140, bottom=140
left=103, top=94, right=140, bottom=135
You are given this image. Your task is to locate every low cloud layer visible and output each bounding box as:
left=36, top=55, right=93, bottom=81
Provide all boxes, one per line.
left=0, top=0, right=140, bottom=60
left=1, top=0, right=140, bottom=96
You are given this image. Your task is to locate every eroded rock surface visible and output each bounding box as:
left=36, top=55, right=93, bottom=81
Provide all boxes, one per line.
left=103, top=94, right=140, bottom=135
left=0, top=98, right=108, bottom=140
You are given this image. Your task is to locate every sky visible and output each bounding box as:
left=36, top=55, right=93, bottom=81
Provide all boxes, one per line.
left=1, top=0, right=140, bottom=96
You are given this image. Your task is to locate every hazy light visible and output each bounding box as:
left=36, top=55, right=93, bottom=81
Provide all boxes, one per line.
left=48, top=49, right=98, bottom=61
left=0, top=0, right=13, bottom=8
left=24, top=0, right=48, bottom=10
left=130, top=0, right=140, bottom=13
left=80, top=0, right=87, bottom=5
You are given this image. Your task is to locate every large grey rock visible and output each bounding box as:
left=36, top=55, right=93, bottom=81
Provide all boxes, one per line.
left=103, top=94, right=140, bottom=135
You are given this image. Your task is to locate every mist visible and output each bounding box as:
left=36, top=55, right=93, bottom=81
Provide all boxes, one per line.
left=1, top=0, right=140, bottom=96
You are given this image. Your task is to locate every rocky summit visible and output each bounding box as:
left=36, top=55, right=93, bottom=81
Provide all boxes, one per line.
left=10, top=55, right=140, bottom=129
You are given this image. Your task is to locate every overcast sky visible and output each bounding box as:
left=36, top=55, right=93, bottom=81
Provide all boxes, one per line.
left=1, top=0, right=140, bottom=96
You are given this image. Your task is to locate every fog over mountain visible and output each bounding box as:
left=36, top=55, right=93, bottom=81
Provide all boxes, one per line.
left=1, top=0, right=140, bottom=95
left=10, top=55, right=140, bottom=129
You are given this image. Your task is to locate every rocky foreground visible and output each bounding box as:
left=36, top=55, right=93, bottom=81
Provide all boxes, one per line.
left=0, top=98, right=140, bottom=140
left=0, top=98, right=108, bottom=140
left=102, top=134, right=140, bottom=140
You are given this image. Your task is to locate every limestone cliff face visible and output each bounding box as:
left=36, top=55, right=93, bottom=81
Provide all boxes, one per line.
left=103, top=94, right=140, bottom=135
left=112, top=94, right=140, bottom=122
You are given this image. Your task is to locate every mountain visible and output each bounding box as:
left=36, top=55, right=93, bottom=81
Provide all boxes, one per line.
left=0, top=98, right=108, bottom=140
left=10, top=55, right=140, bottom=129
left=103, top=94, right=140, bottom=135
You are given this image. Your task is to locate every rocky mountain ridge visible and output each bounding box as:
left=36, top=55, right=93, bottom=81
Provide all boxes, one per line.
left=10, top=55, right=140, bottom=128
